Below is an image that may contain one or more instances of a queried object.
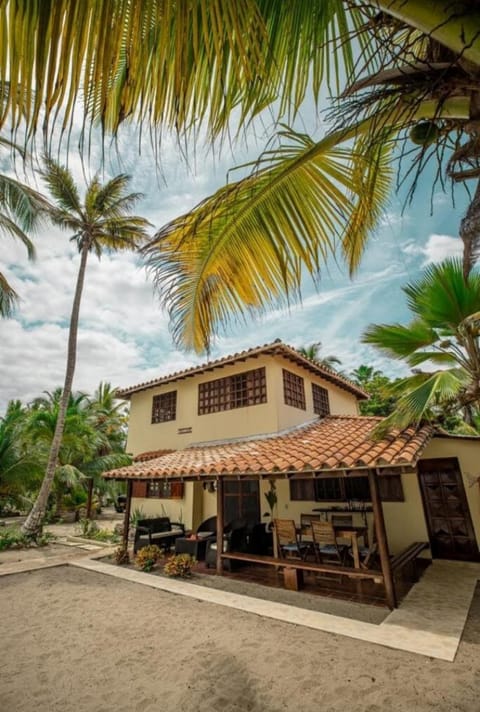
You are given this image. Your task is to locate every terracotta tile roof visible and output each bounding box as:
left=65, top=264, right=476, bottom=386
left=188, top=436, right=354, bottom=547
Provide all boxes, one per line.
left=117, top=340, right=368, bottom=400
left=133, top=449, right=175, bottom=462
left=104, top=416, right=434, bottom=480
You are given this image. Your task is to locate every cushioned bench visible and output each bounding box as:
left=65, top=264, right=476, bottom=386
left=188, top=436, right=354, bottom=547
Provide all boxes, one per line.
left=134, top=517, right=185, bottom=554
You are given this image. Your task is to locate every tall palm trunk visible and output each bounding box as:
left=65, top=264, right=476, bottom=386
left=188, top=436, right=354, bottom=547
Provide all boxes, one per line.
left=460, top=180, right=480, bottom=280
left=22, top=242, right=90, bottom=536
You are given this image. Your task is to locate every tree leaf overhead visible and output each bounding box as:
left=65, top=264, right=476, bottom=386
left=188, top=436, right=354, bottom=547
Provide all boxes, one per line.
left=144, top=126, right=393, bottom=352
left=0, top=0, right=363, bottom=141
left=363, top=259, right=480, bottom=431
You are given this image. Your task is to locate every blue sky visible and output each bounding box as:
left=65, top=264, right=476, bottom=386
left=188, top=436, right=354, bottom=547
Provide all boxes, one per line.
left=0, top=112, right=467, bottom=413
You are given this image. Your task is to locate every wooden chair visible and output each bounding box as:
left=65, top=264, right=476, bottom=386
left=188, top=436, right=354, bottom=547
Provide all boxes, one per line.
left=274, top=519, right=310, bottom=561
left=311, top=520, right=346, bottom=565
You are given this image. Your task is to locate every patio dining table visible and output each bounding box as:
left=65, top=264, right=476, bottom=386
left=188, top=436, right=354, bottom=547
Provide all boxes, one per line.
left=333, top=525, right=368, bottom=569
left=300, top=524, right=368, bottom=569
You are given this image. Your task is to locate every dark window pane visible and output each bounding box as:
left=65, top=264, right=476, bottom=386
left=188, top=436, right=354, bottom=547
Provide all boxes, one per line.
left=282, top=369, right=306, bottom=409
left=290, top=479, right=316, bottom=501
left=152, top=391, right=177, bottom=423
left=312, top=383, right=330, bottom=417
left=198, top=367, right=267, bottom=415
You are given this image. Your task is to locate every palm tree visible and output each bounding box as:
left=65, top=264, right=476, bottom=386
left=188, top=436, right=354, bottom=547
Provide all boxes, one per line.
left=0, top=154, right=51, bottom=316
left=362, top=259, right=480, bottom=431
left=141, top=3, right=480, bottom=351
left=351, top=366, right=381, bottom=388
left=3, top=3, right=480, bottom=349
left=0, top=401, right=42, bottom=512
left=298, top=343, right=341, bottom=370
left=22, top=161, right=151, bottom=536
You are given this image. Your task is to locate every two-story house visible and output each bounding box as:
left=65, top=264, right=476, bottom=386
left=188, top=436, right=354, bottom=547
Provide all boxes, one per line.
left=107, top=339, right=480, bottom=575
left=114, top=340, right=365, bottom=527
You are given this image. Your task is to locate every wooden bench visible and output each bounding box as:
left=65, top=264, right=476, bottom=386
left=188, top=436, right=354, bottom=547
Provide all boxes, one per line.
left=221, top=551, right=384, bottom=591
left=391, top=542, right=429, bottom=582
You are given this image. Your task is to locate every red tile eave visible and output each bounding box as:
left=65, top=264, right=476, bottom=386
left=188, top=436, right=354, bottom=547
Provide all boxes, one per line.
left=103, top=416, right=435, bottom=482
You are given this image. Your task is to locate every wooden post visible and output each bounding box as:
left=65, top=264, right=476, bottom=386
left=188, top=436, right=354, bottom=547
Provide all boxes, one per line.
left=86, top=477, right=94, bottom=520
left=368, top=468, right=396, bottom=609
left=122, top=480, right=133, bottom=550
left=216, top=477, right=224, bottom=574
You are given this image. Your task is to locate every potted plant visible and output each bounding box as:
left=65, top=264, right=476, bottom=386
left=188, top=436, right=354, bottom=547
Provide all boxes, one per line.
left=264, top=481, right=277, bottom=529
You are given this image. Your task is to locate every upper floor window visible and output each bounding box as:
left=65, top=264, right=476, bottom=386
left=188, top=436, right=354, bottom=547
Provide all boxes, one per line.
left=283, top=369, right=306, bottom=409
left=198, top=367, right=267, bottom=415
left=312, top=383, right=330, bottom=417
left=151, top=390, right=177, bottom=423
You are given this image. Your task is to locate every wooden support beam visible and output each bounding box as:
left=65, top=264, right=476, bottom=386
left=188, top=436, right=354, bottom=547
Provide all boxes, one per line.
left=368, top=468, right=396, bottom=609
left=122, top=480, right=133, bottom=550
left=216, top=477, right=224, bottom=575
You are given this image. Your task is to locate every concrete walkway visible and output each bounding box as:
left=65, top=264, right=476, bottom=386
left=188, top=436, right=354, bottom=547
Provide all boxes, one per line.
left=71, top=556, right=480, bottom=662
left=2, top=543, right=479, bottom=661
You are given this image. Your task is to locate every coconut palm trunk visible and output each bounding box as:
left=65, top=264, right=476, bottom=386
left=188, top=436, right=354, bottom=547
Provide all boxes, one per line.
left=460, top=180, right=480, bottom=280
left=21, top=159, right=150, bottom=537
left=22, top=242, right=89, bottom=535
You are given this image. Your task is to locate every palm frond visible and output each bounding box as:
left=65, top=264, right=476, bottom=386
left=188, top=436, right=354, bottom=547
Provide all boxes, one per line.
left=404, top=259, right=480, bottom=329
left=373, top=369, right=466, bottom=433
left=40, top=158, right=82, bottom=213
left=362, top=320, right=437, bottom=359
left=0, top=175, right=51, bottom=233
left=0, top=271, right=18, bottom=317
left=144, top=125, right=392, bottom=351
left=0, top=1, right=368, bottom=140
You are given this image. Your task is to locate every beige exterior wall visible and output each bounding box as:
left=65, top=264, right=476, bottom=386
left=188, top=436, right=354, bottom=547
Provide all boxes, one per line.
left=125, top=353, right=360, bottom=457
left=270, top=357, right=359, bottom=431
left=125, top=355, right=280, bottom=456
left=125, top=353, right=361, bottom=528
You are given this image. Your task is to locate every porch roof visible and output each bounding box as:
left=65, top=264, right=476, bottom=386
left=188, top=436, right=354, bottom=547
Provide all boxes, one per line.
left=103, top=415, right=434, bottom=481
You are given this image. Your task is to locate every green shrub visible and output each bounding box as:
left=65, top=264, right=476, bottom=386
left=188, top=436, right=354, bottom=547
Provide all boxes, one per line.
left=135, top=545, right=162, bottom=572
left=0, top=527, right=54, bottom=550
left=75, top=518, right=119, bottom=543
left=163, top=553, right=196, bottom=578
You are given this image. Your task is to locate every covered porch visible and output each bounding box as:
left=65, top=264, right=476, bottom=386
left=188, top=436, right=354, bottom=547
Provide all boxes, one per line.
left=104, top=416, right=437, bottom=609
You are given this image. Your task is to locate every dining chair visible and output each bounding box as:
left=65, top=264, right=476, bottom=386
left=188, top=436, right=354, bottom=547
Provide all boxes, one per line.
left=274, top=519, right=310, bottom=561
left=311, top=520, right=346, bottom=565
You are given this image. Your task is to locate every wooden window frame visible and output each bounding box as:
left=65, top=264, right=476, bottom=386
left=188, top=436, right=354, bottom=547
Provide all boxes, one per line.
left=282, top=369, right=306, bottom=410
left=312, top=383, right=330, bottom=417
left=146, top=481, right=185, bottom=499
left=151, top=391, right=177, bottom=424
left=198, top=367, right=267, bottom=415
left=289, top=475, right=404, bottom=502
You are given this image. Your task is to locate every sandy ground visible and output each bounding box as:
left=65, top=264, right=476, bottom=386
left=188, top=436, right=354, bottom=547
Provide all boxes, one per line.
left=1, top=566, right=479, bottom=712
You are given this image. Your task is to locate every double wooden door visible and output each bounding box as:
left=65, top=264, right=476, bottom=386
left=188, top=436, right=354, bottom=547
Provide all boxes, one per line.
left=224, top=479, right=260, bottom=525
left=418, top=458, right=478, bottom=561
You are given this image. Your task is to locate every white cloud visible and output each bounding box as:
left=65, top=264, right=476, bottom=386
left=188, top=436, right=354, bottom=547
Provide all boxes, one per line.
left=402, top=233, right=463, bottom=265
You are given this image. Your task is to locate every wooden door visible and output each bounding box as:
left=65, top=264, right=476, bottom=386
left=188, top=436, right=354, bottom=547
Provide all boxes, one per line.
left=224, top=479, right=260, bottom=525
left=418, top=458, right=479, bottom=561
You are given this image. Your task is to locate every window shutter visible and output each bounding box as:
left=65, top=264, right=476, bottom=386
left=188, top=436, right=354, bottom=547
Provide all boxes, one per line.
left=131, top=481, right=147, bottom=498
left=170, top=482, right=185, bottom=499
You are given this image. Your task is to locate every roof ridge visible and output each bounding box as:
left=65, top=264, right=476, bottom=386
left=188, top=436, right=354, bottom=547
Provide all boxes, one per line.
left=117, top=340, right=368, bottom=399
